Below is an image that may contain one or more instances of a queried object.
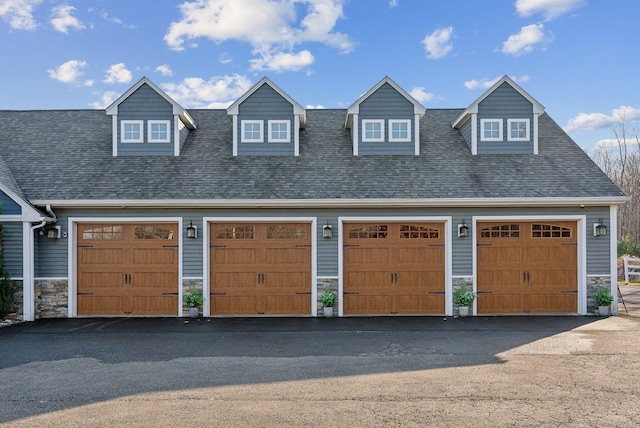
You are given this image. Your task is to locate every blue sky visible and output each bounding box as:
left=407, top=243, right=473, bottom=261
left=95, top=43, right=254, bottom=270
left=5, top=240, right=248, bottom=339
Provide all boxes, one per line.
left=0, top=0, right=638, bottom=154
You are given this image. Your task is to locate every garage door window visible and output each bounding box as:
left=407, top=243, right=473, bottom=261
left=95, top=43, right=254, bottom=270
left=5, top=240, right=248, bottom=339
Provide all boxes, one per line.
left=81, top=225, right=123, bottom=240
left=531, top=223, right=572, bottom=238
left=133, top=225, right=174, bottom=240
left=215, top=225, right=255, bottom=239
left=348, top=225, right=388, bottom=239
left=266, top=225, right=307, bottom=239
left=480, top=224, right=520, bottom=238
left=400, top=224, right=439, bottom=239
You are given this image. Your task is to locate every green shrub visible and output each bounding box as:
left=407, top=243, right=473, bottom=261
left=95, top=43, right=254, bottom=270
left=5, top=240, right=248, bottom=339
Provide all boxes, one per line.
left=618, top=237, right=640, bottom=258
left=454, top=286, right=475, bottom=307
left=594, top=287, right=614, bottom=306
left=183, top=288, right=204, bottom=308
left=321, top=286, right=336, bottom=307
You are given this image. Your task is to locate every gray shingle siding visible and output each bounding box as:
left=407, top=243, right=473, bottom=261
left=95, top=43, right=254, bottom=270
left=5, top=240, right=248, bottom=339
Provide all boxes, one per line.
left=117, top=83, right=175, bottom=156
left=358, top=83, right=415, bottom=155
left=237, top=83, right=296, bottom=156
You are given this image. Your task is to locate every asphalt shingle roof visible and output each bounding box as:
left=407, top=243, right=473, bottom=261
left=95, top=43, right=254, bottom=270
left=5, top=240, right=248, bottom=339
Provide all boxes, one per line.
left=0, top=108, right=625, bottom=202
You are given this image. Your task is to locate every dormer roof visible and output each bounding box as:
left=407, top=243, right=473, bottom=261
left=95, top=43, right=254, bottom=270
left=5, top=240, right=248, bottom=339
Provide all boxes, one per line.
left=345, top=76, right=426, bottom=128
left=452, top=75, right=545, bottom=129
left=227, top=77, right=306, bottom=128
left=105, top=76, right=197, bottom=130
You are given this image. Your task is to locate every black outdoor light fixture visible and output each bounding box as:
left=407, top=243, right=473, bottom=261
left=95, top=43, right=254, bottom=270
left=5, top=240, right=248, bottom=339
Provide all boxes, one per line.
left=594, top=218, right=607, bottom=237
left=186, top=221, right=197, bottom=239
left=46, top=225, right=61, bottom=239
left=458, top=220, right=469, bottom=238
left=323, top=223, right=332, bottom=239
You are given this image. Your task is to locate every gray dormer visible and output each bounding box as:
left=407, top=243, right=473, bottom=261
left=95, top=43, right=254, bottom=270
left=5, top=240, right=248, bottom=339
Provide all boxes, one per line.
left=345, top=76, right=426, bottom=156
left=106, top=77, right=196, bottom=157
left=227, top=77, right=306, bottom=157
left=452, top=75, right=544, bottom=155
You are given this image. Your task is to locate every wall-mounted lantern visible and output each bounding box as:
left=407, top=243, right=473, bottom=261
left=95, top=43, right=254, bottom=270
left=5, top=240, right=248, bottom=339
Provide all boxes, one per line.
left=186, top=221, right=198, bottom=239
left=457, top=220, right=469, bottom=238
left=594, top=218, right=607, bottom=237
left=323, top=223, right=333, bottom=239
left=47, top=225, right=61, bottom=239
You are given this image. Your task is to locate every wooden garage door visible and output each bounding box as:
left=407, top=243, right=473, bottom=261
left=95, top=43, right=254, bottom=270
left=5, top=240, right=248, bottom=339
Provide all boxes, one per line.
left=343, top=222, right=445, bottom=315
left=77, top=223, right=179, bottom=316
left=477, top=221, right=578, bottom=314
left=210, top=222, right=312, bottom=315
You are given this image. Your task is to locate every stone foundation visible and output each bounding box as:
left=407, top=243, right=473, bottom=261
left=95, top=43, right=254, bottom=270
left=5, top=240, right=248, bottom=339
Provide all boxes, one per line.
left=182, top=278, right=204, bottom=317
left=587, top=276, right=613, bottom=315
left=452, top=277, right=474, bottom=316
left=317, top=278, right=338, bottom=317
left=35, top=279, right=68, bottom=318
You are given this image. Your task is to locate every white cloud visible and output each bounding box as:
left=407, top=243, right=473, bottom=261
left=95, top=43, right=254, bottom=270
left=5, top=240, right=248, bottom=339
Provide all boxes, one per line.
left=249, top=50, right=314, bottom=72
left=564, top=106, right=640, bottom=133
left=99, top=10, right=136, bottom=29
left=306, top=104, right=325, bottom=109
left=389, top=0, right=398, bottom=8
left=219, top=53, right=232, bottom=64
left=103, top=63, right=133, bottom=84
left=515, top=0, right=585, bottom=21
left=422, top=26, right=453, bottom=59
left=161, top=74, right=254, bottom=108
left=50, top=5, right=84, bottom=33
left=409, top=87, right=434, bottom=103
left=502, top=23, right=552, bottom=56
left=90, top=91, right=118, bottom=109
left=0, top=0, right=42, bottom=30
left=47, top=59, right=87, bottom=84
left=163, top=0, right=353, bottom=72
left=155, top=64, right=173, bottom=76
left=463, top=75, right=530, bottom=90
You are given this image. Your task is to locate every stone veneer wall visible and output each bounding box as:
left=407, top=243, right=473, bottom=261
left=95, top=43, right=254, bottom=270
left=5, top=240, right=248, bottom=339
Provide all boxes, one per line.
left=452, top=277, right=474, bottom=316
left=182, top=278, right=204, bottom=316
left=587, top=276, right=613, bottom=314
left=35, top=279, right=68, bottom=318
left=317, top=278, right=338, bottom=317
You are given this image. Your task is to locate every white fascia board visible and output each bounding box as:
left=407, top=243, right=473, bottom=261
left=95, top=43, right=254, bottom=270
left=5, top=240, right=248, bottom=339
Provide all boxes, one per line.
left=31, top=196, right=628, bottom=209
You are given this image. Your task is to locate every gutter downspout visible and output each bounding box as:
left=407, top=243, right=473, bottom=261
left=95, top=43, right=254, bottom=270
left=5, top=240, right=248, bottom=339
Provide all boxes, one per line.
left=24, top=205, right=57, bottom=321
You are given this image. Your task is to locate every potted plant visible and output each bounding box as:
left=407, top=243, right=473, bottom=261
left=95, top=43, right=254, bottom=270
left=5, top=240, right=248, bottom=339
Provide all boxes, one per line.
left=183, top=287, right=203, bottom=318
left=595, top=287, right=614, bottom=316
left=321, top=286, right=337, bottom=317
left=454, top=286, right=475, bottom=317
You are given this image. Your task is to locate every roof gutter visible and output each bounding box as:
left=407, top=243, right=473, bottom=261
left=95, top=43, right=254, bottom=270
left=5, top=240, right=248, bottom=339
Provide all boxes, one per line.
left=31, top=197, right=628, bottom=209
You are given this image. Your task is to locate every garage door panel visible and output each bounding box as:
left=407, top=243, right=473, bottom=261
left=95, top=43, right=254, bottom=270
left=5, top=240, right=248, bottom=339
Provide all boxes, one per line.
left=530, top=270, right=577, bottom=287
left=213, top=272, right=257, bottom=287
left=265, top=295, right=309, bottom=314
left=527, top=246, right=576, bottom=263
left=213, top=248, right=256, bottom=264
left=396, top=271, right=444, bottom=288
left=344, top=295, right=392, bottom=314
left=345, top=271, right=391, bottom=288
left=264, top=247, right=309, bottom=264
left=396, top=294, right=444, bottom=314
left=264, top=272, right=309, bottom=288
left=477, top=270, right=521, bottom=287
left=132, top=248, right=177, bottom=265
left=77, top=296, right=125, bottom=316
left=212, top=296, right=257, bottom=315
left=80, top=248, right=124, bottom=264
left=132, top=296, right=177, bottom=315
left=530, top=294, right=576, bottom=313
left=78, top=271, right=123, bottom=288
left=478, top=247, right=522, bottom=264
left=345, top=248, right=389, bottom=264
left=132, top=272, right=177, bottom=289
left=395, top=247, right=443, bottom=264
left=478, top=294, right=523, bottom=313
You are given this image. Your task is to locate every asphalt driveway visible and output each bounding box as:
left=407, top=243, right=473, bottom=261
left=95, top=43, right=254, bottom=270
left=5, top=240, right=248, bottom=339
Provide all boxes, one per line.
left=1, top=290, right=639, bottom=427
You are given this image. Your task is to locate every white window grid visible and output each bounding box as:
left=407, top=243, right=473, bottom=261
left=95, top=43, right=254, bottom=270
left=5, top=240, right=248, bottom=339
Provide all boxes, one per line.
left=389, top=120, right=411, bottom=142
left=268, top=120, right=290, bottom=143
left=362, top=119, right=385, bottom=142
left=507, top=119, right=530, bottom=141
left=148, top=120, right=171, bottom=143
left=121, top=120, right=144, bottom=143
left=241, top=120, right=264, bottom=143
left=480, top=119, right=503, bottom=142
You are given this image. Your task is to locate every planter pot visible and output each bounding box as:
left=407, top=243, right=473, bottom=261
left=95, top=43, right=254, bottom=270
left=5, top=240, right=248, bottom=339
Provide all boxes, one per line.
left=323, top=306, right=334, bottom=318
left=188, top=307, right=199, bottom=318
left=459, top=306, right=470, bottom=317
left=598, top=305, right=610, bottom=316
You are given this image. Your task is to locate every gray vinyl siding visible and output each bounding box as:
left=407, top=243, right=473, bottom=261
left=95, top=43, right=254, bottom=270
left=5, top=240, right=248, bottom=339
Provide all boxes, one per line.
left=0, top=191, right=21, bottom=215
left=237, top=83, right=295, bottom=156
left=1, top=221, right=22, bottom=277
left=179, top=118, right=190, bottom=151
left=459, top=118, right=472, bottom=151
left=477, top=82, right=534, bottom=155
left=117, top=83, right=175, bottom=156
left=358, top=83, right=415, bottom=155
left=33, top=206, right=612, bottom=280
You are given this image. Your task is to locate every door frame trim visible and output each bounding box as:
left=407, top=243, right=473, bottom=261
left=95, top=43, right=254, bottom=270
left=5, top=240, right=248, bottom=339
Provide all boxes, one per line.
left=473, top=215, right=587, bottom=315
left=204, top=217, right=318, bottom=317
left=68, top=217, right=184, bottom=318
left=338, top=216, right=453, bottom=316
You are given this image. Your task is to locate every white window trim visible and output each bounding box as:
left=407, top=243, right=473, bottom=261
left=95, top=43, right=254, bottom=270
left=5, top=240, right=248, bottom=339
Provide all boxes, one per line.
left=148, top=120, right=171, bottom=143
left=241, top=120, right=263, bottom=143
left=362, top=119, right=385, bottom=142
left=268, top=120, right=290, bottom=143
left=507, top=119, right=530, bottom=142
left=121, top=120, right=143, bottom=143
left=388, top=119, right=411, bottom=142
left=480, top=119, right=503, bottom=142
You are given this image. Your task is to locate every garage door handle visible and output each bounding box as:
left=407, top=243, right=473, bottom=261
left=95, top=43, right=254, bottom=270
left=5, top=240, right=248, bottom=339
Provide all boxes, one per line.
left=476, top=291, right=491, bottom=294
left=210, top=292, right=226, bottom=296
left=295, top=292, right=312, bottom=295
left=343, top=291, right=360, bottom=295
left=163, top=292, right=179, bottom=295
left=562, top=290, right=578, bottom=294
left=429, top=291, right=446, bottom=295
left=77, top=292, right=93, bottom=296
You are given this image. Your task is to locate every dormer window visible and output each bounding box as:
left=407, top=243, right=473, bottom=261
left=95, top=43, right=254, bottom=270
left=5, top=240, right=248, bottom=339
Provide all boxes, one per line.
left=389, top=120, right=411, bottom=142
left=480, top=119, right=503, bottom=141
left=362, top=120, right=384, bottom=142
left=148, top=120, right=171, bottom=143
left=508, top=119, right=530, bottom=141
left=122, top=120, right=143, bottom=143
left=241, top=120, right=263, bottom=143
left=268, top=120, right=290, bottom=143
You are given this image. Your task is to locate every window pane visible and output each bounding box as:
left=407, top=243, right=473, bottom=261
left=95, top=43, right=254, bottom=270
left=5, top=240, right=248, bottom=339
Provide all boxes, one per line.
left=151, top=123, right=168, bottom=140
left=245, top=123, right=260, bottom=140
left=365, top=122, right=381, bottom=139
left=271, top=123, right=288, bottom=140
left=124, top=123, right=140, bottom=140
left=392, top=122, right=408, bottom=139
left=511, top=121, right=526, bottom=138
